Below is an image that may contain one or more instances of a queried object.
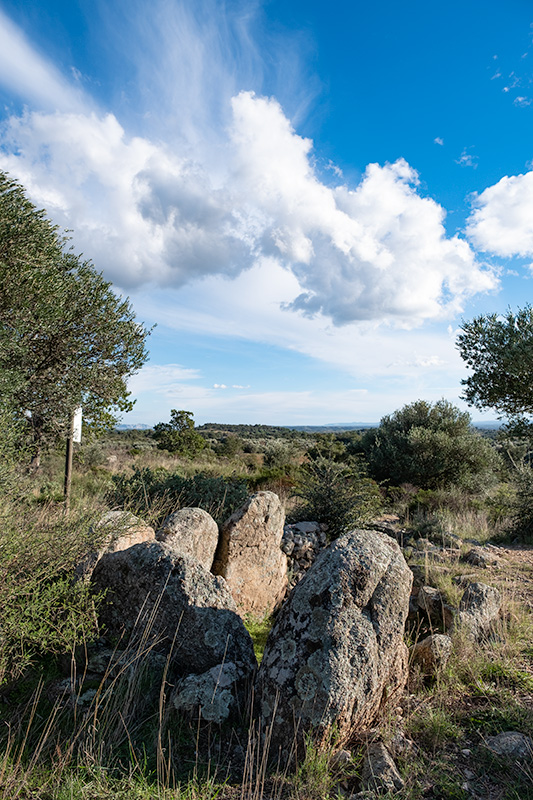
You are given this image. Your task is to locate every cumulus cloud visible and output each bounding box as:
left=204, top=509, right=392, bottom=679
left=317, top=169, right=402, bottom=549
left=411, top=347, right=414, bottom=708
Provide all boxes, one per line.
left=130, top=260, right=467, bottom=383
left=0, top=6, right=497, bottom=328
left=0, top=110, right=255, bottom=287
left=467, top=170, right=533, bottom=257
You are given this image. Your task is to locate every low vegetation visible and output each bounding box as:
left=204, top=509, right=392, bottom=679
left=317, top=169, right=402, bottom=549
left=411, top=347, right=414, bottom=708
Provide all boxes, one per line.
left=0, top=399, right=531, bottom=799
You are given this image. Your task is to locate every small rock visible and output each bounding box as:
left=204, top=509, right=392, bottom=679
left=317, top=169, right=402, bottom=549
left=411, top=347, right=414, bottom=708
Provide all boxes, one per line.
left=415, top=538, right=435, bottom=551
left=417, top=586, right=454, bottom=628
left=361, top=741, right=404, bottom=794
left=453, top=582, right=501, bottom=641
left=171, top=662, right=248, bottom=724
left=330, top=749, right=353, bottom=769
left=462, top=547, right=500, bottom=569
left=410, top=634, right=452, bottom=675
left=281, top=539, right=295, bottom=556
left=484, top=731, right=533, bottom=760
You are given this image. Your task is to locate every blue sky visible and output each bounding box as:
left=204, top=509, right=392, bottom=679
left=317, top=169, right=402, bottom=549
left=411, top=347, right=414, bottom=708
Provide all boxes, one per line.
left=1, top=0, right=533, bottom=426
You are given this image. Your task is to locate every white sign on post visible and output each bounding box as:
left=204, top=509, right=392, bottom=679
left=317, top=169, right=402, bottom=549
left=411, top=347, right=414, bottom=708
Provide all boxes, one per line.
left=73, top=406, right=83, bottom=443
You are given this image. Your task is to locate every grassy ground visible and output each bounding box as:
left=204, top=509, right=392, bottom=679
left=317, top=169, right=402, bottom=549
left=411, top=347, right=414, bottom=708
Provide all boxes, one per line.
left=0, top=431, right=531, bottom=799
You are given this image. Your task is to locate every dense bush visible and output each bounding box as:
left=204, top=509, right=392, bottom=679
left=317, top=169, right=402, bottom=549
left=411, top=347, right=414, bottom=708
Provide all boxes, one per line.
left=363, top=399, right=500, bottom=490
left=295, top=446, right=383, bottom=540
left=152, top=409, right=206, bottom=457
left=0, top=504, right=104, bottom=684
left=111, top=466, right=249, bottom=525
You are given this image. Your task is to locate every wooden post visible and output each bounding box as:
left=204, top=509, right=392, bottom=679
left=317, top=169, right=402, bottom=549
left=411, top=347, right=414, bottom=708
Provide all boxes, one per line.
left=64, top=417, right=74, bottom=514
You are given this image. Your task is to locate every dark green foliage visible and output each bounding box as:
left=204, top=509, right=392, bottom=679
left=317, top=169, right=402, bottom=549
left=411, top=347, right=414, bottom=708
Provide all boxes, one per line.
left=506, top=464, right=533, bottom=543
left=363, top=399, right=499, bottom=490
left=111, top=466, right=249, bottom=524
left=198, top=422, right=315, bottom=440
left=0, top=507, right=103, bottom=684
left=214, top=434, right=244, bottom=457
left=458, top=305, right=533, bottom=425
left=152, top=409, right=206, bottom=457
left=295, top=439, right=382, bottom=539
left=0, top=171, right=150, bottom=458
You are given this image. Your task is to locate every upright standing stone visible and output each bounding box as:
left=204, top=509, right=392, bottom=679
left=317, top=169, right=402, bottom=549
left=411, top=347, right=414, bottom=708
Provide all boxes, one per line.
left=212, top=492, right=287, bottom=617
left=255, top=530, right=412, bottom=761
left=76, top=510, right=155, bottom=580
left=156, top=507, right=219, bottom=571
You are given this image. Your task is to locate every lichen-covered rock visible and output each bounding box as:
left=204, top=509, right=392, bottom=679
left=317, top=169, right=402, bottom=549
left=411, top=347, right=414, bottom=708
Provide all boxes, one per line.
left=281, top=522, right=328, bottom=589
left=462, top=546, right=500, bottom=569
left=255, top=530, right=412, bottom=760
left=212, top=492, right=287, bottom=616
left=484, top=731, right=533, bottom=761
left=171, top=661, right=249, bottom=723
left=453, top=581, right=501, bottom=641
left=410, top=634, right=452, bottom=676
left=76, top=510, right=155, bottom=580
left=417, top=586, right=455, bottom=630
left=361, top=741, right=404, bottom=794
left=90, top=541, right=257, bottom=676
left=156, top=507, right=219, bottom=571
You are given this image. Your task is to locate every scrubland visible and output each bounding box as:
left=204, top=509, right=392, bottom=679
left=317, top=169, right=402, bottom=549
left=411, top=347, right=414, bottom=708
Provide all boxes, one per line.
left=0, top=418, right=531, bottom=800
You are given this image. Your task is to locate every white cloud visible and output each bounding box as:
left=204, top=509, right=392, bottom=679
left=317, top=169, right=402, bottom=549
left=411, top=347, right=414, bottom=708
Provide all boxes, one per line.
left=434, top=137, right=444, bottom=145
left=130, top=260, right=468, bottom=383
left=0, top=8, right=86, bottom=112
left=456, top=148, right=478, bottom=169
left=127, top=364, right=202, bottom=396
left=467, top=170, right=533, bottom=257
left=213, top=384, right=228, bottom=389
left=0, top=110, right=255, bottom=288
left=0, top=6, right=497, bottom=330
left=388, top=355, right=445, bottom=369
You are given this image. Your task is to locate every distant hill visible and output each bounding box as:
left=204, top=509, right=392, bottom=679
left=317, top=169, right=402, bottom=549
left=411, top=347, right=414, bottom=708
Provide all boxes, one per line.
left=287, top=422, right=378, bottom=432
left=117, top=420, right=501, bottom=434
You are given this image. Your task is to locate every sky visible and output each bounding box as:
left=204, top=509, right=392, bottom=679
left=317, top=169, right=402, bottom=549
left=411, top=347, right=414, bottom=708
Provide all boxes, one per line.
left=1, top=0, right=533, bottom=426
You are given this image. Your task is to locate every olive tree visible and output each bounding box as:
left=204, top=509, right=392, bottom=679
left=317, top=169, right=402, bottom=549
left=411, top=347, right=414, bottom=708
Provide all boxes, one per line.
left=363, top=399, right=499, bottom=490
left=152, top=409, right=206, bottom=457
left=0, top=171, right=150, bottom=463
left=457, top=306, right=533, bottom=424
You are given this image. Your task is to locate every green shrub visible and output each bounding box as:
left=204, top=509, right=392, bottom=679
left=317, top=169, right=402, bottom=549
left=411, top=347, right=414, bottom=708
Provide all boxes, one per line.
left=111, top=466, right=249, bottom=525
left=294, top=454, right=382, bottom=540
left=0, top=507, right=103, bottom=684
left=152, top=409, right=205, bottom=457
left=507, top=464, right=533, bottom=542
left=363, top=399, right=500, bottom=490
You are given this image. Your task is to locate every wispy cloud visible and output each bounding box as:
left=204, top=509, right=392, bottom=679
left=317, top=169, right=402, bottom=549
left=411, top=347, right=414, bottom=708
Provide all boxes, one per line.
left=0, top=8, right=87, bottom=112
left=0, top=2, right=497, bottom=333
left=456, top=147, right=478, bottom=169
left=128, top=364, right=202, bottom=396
